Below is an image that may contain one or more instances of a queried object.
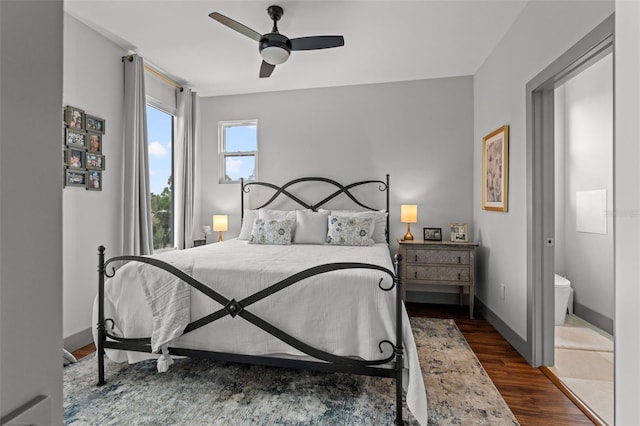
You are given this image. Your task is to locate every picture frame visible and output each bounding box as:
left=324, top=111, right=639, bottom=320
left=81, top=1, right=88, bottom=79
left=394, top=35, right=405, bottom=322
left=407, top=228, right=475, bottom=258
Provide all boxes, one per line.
left=423, top=227, right=442, bottom=241
left=86, top=152, right=105, bottom=170
left=86, top=114, right=105, bottom=134
left=450, top=223, right=468, bottom=242
left=87, top=132, right=102, bottom=153
left=66, top=148, right=85, bottom=169
left=65, top=169, right=87, bottom=187
left=482, top=125, right=509, bottom=212
left=65, top=128, right=86, bottom=148
left=64, top=106, right=84, bottom=130
left=86, top=170, right=102, bottom=191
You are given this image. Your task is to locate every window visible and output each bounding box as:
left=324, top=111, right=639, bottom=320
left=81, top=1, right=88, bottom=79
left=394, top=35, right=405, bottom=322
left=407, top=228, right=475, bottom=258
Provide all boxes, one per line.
left=219, top=120, right=257, bottom=183
left=147, top=104, right=174, bottom=251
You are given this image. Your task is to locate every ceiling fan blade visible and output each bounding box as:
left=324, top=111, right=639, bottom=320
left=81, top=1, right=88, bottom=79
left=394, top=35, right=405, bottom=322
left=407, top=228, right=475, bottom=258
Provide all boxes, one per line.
left=209, top=12, right=262, bottom=42
left=259, top=61, right=275, bottom=78
left=290, top=36, right=344, bottom=51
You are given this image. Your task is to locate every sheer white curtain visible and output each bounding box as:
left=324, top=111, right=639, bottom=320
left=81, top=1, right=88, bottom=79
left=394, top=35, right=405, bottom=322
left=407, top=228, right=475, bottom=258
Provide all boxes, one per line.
left=122, top=54, right=153, bottom=255
left=174, top=88, right=198, bottom=249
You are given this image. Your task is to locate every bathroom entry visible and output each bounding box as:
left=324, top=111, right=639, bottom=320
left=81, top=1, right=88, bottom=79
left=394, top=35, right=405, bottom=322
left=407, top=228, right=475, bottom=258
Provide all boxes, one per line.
left=551, top=51, right=614, bottom=425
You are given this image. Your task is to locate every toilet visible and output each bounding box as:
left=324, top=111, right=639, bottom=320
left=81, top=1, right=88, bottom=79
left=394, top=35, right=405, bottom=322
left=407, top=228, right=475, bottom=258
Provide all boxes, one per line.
left=555, top=274, right=573, bottom=325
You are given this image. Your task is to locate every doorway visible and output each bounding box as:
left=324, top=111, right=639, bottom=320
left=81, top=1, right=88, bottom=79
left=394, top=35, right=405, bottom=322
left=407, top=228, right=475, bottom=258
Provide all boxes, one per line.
left=549, top=51, right=614, bottom=425
left=526, top=13, right=614, bottom=424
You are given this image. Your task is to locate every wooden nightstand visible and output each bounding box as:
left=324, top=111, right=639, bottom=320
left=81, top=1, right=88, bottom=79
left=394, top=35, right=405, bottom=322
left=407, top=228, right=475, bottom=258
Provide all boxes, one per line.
left=397, top=239, right=478, bottom=319
left=193, top=239, right=206, bottom=247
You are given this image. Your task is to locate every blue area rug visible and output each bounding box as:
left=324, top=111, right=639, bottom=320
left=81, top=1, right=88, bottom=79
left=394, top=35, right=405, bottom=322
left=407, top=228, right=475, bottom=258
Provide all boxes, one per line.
left=64, top=318, right=518, bottom=425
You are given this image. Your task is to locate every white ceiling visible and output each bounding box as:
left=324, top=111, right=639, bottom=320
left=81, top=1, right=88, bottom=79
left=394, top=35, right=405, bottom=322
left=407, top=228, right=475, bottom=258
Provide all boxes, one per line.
left=64, top=0, right=527, bottom=97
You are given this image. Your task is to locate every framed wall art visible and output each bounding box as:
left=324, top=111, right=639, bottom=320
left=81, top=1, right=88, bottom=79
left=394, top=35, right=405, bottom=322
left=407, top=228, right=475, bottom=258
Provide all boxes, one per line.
left=63, top=105, right=106, bottom=190
left=65, top=128, right=86, bottom=148
left=65, top=169, right=87, bottom=187
left=86, top=153, right=105, bottom=170
left=66, top=148, right=85, bottom=169
left=423, top=227, right=442, bottom=241
left=86, top=115, right=105, bottom=134
left=87, top=133, right=102, bottom=153
left=482, top=125, right=509, bottom=212
left=450, top=223, right=468, bottom=242
left=64, top=106, right=84, bottom=130
left=87, top=170, right=102, bottom=191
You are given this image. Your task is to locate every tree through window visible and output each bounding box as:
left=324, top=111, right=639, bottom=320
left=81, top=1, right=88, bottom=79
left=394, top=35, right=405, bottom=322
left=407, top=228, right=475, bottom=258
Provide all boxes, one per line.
left=147, top=104, right=174, bottom=251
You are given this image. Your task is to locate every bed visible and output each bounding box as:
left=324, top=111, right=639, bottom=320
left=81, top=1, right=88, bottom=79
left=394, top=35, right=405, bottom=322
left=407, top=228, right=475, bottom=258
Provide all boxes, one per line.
left=93, top=176, right=427, bottom=425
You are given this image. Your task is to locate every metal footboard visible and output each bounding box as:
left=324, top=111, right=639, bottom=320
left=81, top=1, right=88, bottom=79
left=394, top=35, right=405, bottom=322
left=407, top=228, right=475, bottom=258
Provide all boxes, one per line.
left=96, top=246, right=406, bottom=424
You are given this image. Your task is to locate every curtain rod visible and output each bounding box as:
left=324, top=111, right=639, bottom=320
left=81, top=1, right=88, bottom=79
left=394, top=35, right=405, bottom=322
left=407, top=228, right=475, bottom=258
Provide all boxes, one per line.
left=123, top=55, right=184, bottom=92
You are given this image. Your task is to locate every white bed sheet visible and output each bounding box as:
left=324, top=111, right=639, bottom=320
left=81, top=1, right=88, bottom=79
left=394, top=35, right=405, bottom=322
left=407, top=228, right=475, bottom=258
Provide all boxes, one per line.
left=93, top=239, right=427, bottom=425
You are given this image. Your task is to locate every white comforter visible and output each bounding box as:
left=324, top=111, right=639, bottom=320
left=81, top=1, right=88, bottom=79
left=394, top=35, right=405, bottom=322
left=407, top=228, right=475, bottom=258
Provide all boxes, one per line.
left=93, top=239, right=428, bottom=425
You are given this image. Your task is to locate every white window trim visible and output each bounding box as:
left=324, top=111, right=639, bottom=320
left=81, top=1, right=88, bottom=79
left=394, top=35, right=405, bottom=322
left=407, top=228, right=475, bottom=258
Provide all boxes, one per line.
left=218, top=119, right=258, bottom=184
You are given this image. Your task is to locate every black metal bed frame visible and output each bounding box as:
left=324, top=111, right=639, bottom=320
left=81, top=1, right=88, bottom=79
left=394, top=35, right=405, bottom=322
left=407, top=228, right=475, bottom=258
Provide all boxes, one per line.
left=96, top=175, right=407, bottom=424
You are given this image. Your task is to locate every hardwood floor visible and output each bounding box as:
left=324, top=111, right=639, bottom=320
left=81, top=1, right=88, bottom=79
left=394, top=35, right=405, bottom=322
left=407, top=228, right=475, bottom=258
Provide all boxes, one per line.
left=73, top=303, right=594, bottom=425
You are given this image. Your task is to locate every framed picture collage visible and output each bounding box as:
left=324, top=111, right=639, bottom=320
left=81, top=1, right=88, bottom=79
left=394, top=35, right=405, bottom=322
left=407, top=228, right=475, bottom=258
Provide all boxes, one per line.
left=63, top=105, right=105, bottom=191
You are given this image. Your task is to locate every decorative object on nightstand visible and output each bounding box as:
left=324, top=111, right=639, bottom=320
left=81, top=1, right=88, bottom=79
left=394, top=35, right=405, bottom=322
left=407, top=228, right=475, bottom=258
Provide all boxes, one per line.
left=213, top=214, right=228, bottom=242
left=202, top=225, right=211, bottom=240
left=450, top=223, right=468, bottom=242
left=423, top=227, right=442, bottom=241
left=400, top=204, right=417, bottom=241
left=193, top=239, right=206, bottom=247
left=397, top=239, right=479, bottom=319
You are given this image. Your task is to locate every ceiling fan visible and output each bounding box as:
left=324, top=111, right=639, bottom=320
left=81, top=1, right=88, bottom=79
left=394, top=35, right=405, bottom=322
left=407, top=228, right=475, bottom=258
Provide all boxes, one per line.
left=209, top=5, right=344, bottom=78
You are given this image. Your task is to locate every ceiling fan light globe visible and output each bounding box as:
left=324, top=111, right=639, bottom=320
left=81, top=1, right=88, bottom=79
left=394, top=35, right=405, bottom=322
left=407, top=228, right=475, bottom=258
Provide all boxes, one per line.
left=260, top=46, right=290, bottom=65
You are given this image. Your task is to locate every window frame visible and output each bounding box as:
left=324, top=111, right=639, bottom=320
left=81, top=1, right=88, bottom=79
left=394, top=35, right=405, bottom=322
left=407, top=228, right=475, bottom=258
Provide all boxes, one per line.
left=218, top=119, right=258, bottom=184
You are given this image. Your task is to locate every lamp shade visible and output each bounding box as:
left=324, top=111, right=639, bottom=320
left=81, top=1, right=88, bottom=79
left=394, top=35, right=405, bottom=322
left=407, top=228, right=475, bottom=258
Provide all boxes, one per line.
left=213, top=215, right=228, bottom=232
left=400, top=205, right=418, bottom=223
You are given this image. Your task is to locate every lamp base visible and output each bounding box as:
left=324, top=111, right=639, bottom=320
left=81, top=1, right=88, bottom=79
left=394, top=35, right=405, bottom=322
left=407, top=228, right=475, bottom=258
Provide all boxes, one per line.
left=218, top=231, right=224, bottom=242
left=403, top=224, right=414, bottom=241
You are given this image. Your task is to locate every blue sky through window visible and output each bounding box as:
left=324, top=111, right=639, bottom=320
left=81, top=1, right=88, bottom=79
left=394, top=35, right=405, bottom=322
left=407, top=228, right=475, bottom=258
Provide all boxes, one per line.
left=147, top=105, right=172, bottom=194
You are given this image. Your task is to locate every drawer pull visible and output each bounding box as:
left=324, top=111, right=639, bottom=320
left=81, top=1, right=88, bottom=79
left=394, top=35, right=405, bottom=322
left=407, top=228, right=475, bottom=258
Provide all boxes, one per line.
left=415, top=255, right=418, bottom=262
left=458, top=256, right=461, bottom=264
left=414, top=271, right=418, bottom=279
left=457, top=273, right=461, bottom=280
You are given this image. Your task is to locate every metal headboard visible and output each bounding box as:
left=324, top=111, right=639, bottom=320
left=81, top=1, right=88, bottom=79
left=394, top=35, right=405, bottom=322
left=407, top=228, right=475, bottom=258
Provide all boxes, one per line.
left=240, top=175, right=390, bottom=244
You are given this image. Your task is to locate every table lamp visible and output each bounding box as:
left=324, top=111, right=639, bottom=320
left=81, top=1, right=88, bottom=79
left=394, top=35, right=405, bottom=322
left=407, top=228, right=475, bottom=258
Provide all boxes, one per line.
left=400, top=205, right=417, bottom=241
left=213, top=214, right=228, bottom=242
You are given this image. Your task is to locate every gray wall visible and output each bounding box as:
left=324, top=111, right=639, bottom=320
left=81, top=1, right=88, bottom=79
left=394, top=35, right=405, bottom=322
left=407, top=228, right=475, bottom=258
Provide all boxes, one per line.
left=62, top=14, right=125, bottom=350
left=0, top=1, right=64, bottom=423
left=197, top=77, right=474, bottom=261
left=554, top=54, right=614, bottom=330
left=472, top=0, right=613, bottom=339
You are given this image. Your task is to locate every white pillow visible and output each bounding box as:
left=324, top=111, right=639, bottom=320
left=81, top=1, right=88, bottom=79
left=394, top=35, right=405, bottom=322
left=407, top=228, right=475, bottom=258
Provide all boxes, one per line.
left=326, top=215, right=373, bottom=246
left=259, top=209, right=297, bottom=221
left=238, top=209, right=258, bottom=240
left=294, top=210, right=329, bottom=244
left=320, top=209, right=387, bottom=244
left=249, top=219, right=294, bottom=245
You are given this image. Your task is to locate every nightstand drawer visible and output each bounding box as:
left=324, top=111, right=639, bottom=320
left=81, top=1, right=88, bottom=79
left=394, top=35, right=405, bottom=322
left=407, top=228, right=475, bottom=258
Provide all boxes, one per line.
left=406, top=249, right=470, bottom=265
left=407, top=265, right=470, bottom=282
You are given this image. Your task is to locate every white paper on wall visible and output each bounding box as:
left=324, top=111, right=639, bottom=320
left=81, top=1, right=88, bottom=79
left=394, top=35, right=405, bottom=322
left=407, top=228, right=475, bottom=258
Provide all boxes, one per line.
left=576, top=189, right=607, bottom=234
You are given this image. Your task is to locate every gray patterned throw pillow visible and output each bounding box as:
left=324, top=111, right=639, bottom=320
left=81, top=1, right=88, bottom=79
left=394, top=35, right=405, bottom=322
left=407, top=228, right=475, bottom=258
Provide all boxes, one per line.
left=326, top=215, right=373, bottom=246
left=249, top=219, right=294, bottom=245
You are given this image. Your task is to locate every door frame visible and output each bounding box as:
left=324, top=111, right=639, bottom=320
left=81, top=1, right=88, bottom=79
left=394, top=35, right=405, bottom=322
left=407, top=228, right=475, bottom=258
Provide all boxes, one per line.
left=525, top=14, right=614, bottom=366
